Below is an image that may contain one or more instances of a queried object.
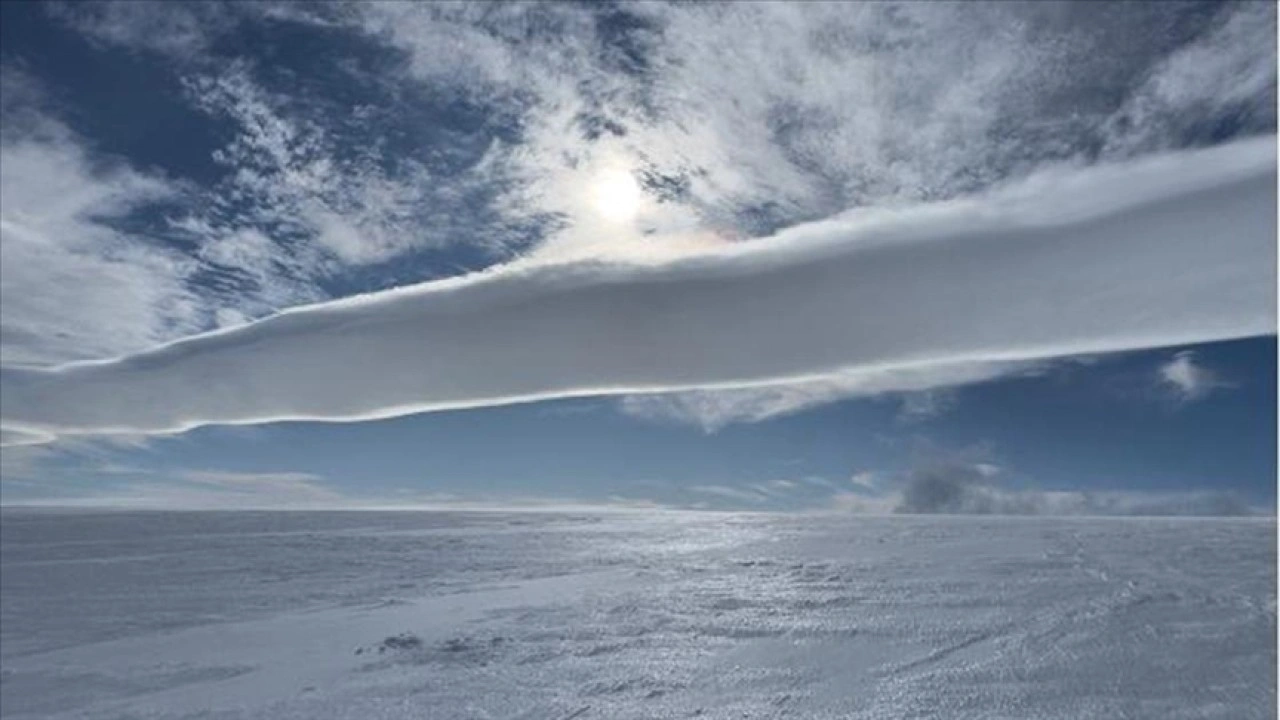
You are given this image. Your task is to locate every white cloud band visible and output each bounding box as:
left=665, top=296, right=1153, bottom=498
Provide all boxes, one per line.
left=1, top=137, right=1274, bottom=442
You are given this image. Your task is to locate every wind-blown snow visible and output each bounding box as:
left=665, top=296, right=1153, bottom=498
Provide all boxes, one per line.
left=0, top=510, right=1273, bottom=719
left=1, top=137, right=1274, bottom=442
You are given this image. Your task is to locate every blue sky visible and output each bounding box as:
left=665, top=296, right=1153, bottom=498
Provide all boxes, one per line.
left=0, top=2, right=1275, bottom=513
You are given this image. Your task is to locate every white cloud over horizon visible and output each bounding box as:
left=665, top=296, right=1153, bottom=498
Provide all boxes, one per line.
left=1158, top=350, right=1230, bottom=403
left=882, top=459, right=1262, bottom=518
left=667, top=457, right=1269, bottom=518
left=0, top=136, right=1273, bottom=444
left=0, top=466, right=342, bottom=510
left=5, top=464, right=1264, bottom=518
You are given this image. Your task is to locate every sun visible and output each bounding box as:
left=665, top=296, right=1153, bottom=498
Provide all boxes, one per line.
left=590, top=169, right=642, bottom=223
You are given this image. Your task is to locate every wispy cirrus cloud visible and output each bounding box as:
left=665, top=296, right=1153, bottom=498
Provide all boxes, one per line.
left=361, top=1, right=1275, bottom=239
left=617, top=358, right=1034, bottom=431
left=43, top=0, right=1277, bottom=268
left=1, top=467, right=342, bottom=509
left=0, top=67, right=204, bottom=366
left=688, top=484, right=768, bottom=505
left=183, top=62, right=538, bottom=268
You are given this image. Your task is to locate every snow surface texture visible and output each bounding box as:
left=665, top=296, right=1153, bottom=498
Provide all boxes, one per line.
left=1, top=510, right=1274, bottom=719
left=1, top=136, right=1275, bottom=445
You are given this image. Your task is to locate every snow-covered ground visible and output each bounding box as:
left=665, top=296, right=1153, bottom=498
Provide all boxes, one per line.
left=1, top=510, right=1274, bottom=719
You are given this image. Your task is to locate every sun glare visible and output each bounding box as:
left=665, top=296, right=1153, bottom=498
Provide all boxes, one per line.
left=591, top=169, right=642, bottom=223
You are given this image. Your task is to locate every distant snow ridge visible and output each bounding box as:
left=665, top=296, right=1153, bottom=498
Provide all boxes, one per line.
left=1, top=136, right=1274, bottom=443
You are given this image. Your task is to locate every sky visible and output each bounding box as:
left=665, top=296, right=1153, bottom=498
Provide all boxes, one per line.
left=0, top=1, right=1275, bottom=514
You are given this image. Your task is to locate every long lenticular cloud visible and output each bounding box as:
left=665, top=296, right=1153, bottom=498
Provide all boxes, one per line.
left=1, top=137, right=1275, bottom=442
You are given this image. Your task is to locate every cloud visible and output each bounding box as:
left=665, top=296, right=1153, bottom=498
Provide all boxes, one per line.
left=166, top=469, right=343, bottom=506
left=688, top=485, right=768, bottom=505
left=1103, top=0, right=1277, bottom=158
left=894, top=460, right=1009, bottom=515
left=0, top=73, right=205, bottom=366
left=51, top=1, right=1261, bottom=278
left=744, top=478, right=814, bottom=499
left=0, top=136, right=1273, bottom=442
left=1, top=468, right=343, bottom=509
left=849, top=471, right=880, bottom=491
left=1158, top=350, right=1230, bottom=403
left=0, top=432, right=152, bottom=483
left=895, top=389, right=959, bottom=424
left=800, top=477, right=841, bottom=492
left=654, top=460, right=1265, bottom=517
left=0, top=427, right=55, bottom=448
left=47, top=1, right=237, bottom=59
left=688, top=478, right=843, bottom=509
left=888, top=457, right=1261, bottom=517
left=829, top=491, right=897, bottom=515
left=0, top=66, right=312, bottom=367
left=9, top=3, right=1270, bottom=377
left=6, top=9, right=554, bottom=369
left=360, top=1, right=1275, bottom=246
left=0, top=443, right=57, bottom=483
left=183, top=63, right=532, bottom=268
left=618, top=358, right=1031, bottom=430
left=0, top=453, right=677, bottom=510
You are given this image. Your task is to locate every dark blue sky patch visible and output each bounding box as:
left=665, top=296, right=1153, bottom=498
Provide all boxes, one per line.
left=1, top=2, right=233, bottom=184
left=592, top=4, right=663, bottom=77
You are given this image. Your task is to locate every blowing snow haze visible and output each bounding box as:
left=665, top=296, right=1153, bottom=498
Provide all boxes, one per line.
left=0, top=2, right=1277, bottom=719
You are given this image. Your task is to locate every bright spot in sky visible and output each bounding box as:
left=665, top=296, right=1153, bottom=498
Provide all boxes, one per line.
left=591, top=169, right=642, bottom=223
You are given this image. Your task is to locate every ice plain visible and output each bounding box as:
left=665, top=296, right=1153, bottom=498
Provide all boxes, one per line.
left=0, top=509, right=1274, bottom=719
